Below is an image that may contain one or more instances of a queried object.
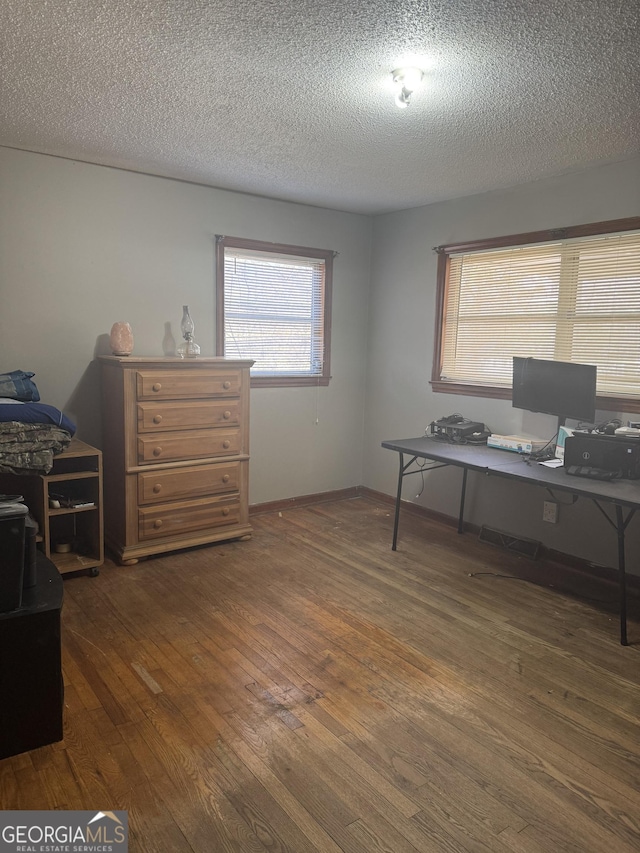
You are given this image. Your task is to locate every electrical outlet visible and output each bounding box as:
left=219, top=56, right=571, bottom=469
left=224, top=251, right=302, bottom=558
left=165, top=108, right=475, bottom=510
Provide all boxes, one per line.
left=543, top=501, right=558, bottom=524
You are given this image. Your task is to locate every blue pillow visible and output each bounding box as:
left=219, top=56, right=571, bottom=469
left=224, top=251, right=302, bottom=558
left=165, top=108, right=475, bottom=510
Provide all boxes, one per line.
left=0, top=370, right=40, bottom=402
left=0, top=402, right=76, bottom=436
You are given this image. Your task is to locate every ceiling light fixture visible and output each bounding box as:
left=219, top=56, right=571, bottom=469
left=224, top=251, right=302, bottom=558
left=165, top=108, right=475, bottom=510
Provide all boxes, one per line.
left=391, top=67, right=424, bottom=109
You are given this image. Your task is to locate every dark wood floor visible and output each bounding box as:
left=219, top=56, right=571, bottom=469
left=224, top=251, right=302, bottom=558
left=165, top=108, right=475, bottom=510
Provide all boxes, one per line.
left=2, top=496, right=639, bottom=852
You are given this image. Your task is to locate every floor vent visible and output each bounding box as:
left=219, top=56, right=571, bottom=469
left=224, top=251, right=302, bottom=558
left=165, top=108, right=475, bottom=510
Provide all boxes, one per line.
left=478, top=526, right=541, bottom=560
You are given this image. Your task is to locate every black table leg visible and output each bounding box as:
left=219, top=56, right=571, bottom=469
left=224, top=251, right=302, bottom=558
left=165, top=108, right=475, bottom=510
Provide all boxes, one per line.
left=392, top=452, right=404, bottom=551
left=458, top=468, right=468, bottom=534
left=616, top=504, right=628, bottom=646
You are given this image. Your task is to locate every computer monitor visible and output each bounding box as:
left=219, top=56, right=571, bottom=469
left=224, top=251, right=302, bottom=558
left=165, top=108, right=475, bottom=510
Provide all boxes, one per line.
left=512, top=357, right=597, bottom=428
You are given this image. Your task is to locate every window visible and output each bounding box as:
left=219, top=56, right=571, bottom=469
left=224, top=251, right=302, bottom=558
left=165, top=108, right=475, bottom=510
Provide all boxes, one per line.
left=216, top=236, right=333, bottom=387
left=432, top=217, right=640, bottom=413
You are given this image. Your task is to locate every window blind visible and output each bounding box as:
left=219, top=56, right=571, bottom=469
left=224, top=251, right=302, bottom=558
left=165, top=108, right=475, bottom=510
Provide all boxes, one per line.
left=222, top=247, right=326, bottom=377
left=440, top=229, right=640, bottom=399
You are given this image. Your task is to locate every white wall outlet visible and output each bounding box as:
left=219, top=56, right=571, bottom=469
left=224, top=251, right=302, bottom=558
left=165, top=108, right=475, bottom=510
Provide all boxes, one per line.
left=543, top=501, right=559, bottom=524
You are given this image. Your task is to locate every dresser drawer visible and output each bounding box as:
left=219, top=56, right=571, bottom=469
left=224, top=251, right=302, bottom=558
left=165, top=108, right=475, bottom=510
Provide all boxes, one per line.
left=137, top=400, right=240, bottom=432
left=138, top=496, right=240, bottom=541
left=136, top=370, right=241, bottom=401
left=138, top=462, right=240, bottom=504
left=137, top=428, right=241, bottom=464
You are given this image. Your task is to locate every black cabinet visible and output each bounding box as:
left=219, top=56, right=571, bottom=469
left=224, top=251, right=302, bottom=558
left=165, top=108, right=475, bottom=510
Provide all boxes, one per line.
left=0, top=554, right=64, bottom=760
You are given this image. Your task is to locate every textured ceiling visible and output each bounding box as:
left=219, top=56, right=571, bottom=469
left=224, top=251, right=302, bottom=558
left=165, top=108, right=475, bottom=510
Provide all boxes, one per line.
left=0, top=0, right=638, bottom=214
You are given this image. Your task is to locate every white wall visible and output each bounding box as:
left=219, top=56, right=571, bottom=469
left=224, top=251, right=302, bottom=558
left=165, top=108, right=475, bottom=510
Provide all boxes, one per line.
left=363, top=156, right=640, bottom=573
left=0, top=148, right=372, bottom=504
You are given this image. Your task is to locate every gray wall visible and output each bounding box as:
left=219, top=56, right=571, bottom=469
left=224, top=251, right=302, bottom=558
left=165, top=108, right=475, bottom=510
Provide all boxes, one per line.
left=2, top=145, right=639, bottom=573
left=0, top=148, right=372, bottom=504
left=363, top=156, right=640, bottom=574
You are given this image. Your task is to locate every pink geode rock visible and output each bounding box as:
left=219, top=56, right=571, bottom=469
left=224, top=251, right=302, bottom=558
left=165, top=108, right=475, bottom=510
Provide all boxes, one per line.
left=109, top=321, right=134, bottom=356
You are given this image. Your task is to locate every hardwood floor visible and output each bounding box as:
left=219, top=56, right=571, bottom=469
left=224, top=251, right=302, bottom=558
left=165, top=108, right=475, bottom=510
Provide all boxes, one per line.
left=1, top=495, right=639, bottom=852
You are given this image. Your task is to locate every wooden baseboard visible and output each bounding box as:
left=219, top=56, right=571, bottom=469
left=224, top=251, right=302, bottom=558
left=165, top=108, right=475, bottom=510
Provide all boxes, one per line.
left=249, top=486, right=360, bottom=517
left=252, top=484, right=640, bottom=593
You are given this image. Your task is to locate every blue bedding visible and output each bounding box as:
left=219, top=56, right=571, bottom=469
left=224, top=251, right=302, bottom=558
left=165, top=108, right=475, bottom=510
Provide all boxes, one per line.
left=0, top=401, right=76, bottom=436
left=0, top=370, right=40, bottom=401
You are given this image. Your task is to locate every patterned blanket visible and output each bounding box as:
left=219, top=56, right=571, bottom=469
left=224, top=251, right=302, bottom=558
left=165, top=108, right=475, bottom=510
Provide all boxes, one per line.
left=0, top=421, right=72, bottom=474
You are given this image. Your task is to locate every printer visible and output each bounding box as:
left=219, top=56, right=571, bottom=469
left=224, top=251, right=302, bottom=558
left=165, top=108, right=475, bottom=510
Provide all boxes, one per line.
left=564, top=432, right=640, bottom=480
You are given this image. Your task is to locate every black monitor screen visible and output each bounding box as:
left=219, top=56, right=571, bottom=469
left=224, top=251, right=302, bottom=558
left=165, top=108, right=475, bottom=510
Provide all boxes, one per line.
left=512, top=357, right=597, bottom=424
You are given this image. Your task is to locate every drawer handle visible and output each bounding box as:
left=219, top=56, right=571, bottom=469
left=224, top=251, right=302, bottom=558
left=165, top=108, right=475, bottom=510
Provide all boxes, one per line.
left=152, top=383, right=162, bottom=392
left=222, top=507, right=230, bottom=516
left=223, top=410, right=231, bottom=420
left=153, top=414, right=163, bottom=424
left=153, top=519, right=163, bottom=529
left=222, top=474, right=230, bottom=483
left=223, top=381, right=231, bottom=389
left=153, top=446, right=163, bottom=457
left=222, top=440, right=231, bottom=449
left=152, top=484, right=162, bottom=494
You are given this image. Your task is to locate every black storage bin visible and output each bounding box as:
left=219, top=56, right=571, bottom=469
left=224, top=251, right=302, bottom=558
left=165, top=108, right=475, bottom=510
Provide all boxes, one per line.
left=23, top=514, right=38, bottom=589
left=0, top=503, right=28, bottom=612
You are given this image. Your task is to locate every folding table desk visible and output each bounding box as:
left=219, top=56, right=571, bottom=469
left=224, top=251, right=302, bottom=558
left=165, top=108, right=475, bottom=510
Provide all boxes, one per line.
left=382, top=436, right=640, bottom=645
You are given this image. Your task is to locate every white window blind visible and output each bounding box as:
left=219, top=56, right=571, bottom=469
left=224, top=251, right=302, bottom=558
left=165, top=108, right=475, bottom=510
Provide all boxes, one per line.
left=440, top=229, right=640, bottom=399
left=222, top=246, right=327, bottom=378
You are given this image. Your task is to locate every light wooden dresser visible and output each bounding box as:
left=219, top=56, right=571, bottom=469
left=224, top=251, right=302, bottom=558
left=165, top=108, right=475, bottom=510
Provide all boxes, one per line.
left=99, top=356, right=254, bottom=565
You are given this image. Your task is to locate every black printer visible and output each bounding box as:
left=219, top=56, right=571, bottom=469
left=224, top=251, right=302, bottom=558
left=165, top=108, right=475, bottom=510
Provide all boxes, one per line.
left=564, top=432, right=640, bottom=480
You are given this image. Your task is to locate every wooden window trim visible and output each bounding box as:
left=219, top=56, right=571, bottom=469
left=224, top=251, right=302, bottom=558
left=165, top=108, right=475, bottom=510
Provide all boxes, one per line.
left=216, top=235, right=333, bottom=388
left=431, top=217, right=640, bottom=414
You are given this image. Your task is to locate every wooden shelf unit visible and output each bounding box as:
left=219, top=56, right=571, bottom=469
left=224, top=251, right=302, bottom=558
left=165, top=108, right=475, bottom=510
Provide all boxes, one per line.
left=0, top=438, right=104, bottom=576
